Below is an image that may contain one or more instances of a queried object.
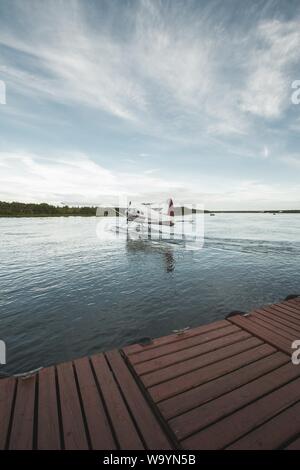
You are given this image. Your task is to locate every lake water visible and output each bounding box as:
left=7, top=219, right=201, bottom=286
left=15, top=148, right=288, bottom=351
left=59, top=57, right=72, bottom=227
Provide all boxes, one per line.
left=0, top=214, right=300, bottom=375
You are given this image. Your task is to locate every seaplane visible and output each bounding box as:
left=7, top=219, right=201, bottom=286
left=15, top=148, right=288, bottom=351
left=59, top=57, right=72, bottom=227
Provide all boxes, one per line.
left=100, top=198, right=201, bottom=247
left=124, top=198, right=175, bottom=226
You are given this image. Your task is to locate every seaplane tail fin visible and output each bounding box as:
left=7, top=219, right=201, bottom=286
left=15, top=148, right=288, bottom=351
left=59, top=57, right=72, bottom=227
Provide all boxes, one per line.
left=167, top=198, right=175, bottom=217
left=160, top=198, right=175, bottom=218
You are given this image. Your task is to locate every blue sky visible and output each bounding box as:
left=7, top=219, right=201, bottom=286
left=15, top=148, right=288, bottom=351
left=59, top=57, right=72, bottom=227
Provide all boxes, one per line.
left=0, top=0, right=300, bottom=209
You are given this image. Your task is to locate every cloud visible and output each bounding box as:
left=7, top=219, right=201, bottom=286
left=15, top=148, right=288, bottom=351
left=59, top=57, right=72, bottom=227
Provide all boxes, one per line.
left=143, top=168, right=159, bottom=174
left=1, top=150, right=299, bottom=210
left=280, top=153, right=300, bottom=169
left=2, top=0, right=299, bottom=141
left=262, top=145, right=269, bottom=158
left=0, top=151, right=181, bottom=204
left=289, top=117, right=300, bottom=132
left=240, top=20, right=300, bottom=119
left=0, top=1, right=299, bottom=209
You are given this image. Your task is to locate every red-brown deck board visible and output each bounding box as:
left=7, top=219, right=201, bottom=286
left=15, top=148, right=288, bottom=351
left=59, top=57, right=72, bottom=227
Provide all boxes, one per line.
left=38, top=366, right=61, bottom=450
left=0, top=350, right=174, bottom=450
left=0, top=377, right=16, bottom=450
left=229, top=299, right=300, bottom=354
left=125, top=297, right=300, bottom=450
left=1, top=297, right=300, bottom=450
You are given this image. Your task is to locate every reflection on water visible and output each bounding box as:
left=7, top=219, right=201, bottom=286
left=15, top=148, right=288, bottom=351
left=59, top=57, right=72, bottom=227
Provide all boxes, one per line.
left=126, top=235, right=175, bottom=273
left=0, top=214, right=299, bottom=374
left=109, top=215, right=204, bottom=248
left=163, top=250, right=175, bottom=273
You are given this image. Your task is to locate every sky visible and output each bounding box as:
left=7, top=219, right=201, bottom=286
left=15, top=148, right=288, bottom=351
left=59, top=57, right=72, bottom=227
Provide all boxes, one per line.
left=0, top=0, right=300, bottom=210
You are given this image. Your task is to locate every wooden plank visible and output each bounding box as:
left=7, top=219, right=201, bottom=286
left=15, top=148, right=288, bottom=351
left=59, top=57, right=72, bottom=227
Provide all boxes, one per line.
left=106, top=350, right=172, bottom=450
left=282, top=298, right=300, bottom=309
left=182, top=376, right=300, bottom=449
left=255, top=308, right=300, bottom=334
left=91, top=353, right=144, bottom=450
left=9, top=376, right=36, bottom=450
left=262, top=304, right=300, bottom=325
left=245, top=316, right=295, bottom=341
left=285, top=436, right=300, bottom=450
left=38, top=367, right=60, bottom=450
left=142, top=336, right=261, bottom=388
left=228, top=314, right=291, bottom=353
left=149, top=342, right=273, bottom=403
left=135, top=330, right=250, bottom=376
left=273, top=302, right=300, bottom=320
left=267, top=304, right=300, bottom=325
left=254, top=312, right=300, bottom=338
left=0, top=377, right=16, bottom=449
left=159, top=351, right=288, bottom=420
left=6, top=300, right=300, bottom=451
left=169, top=361, right=300, bottom=441
left=57, top=362, right=89, bottom=450
left=74, top=356, right=116, bottom=450
left=128, top=324, right=240, bottom=366
left=228, top=400, right=300, bottom=450
left=124, top=320, right=231, bottom=356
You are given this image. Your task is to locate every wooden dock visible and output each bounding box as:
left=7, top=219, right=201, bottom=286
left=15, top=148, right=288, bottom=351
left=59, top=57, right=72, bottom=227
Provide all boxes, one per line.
left=1, top=296, right=300, bottom=450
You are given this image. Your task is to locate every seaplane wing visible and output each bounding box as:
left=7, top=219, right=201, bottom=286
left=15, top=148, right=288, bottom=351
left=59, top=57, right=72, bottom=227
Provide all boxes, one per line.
left=126, top=198, right=175, bottom=226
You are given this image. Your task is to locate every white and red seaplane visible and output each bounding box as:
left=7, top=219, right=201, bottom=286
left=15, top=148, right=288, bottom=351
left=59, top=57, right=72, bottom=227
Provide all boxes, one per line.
left=125, top=198, right=175, bottom=226
left=100, top=198, right=201, bottom=246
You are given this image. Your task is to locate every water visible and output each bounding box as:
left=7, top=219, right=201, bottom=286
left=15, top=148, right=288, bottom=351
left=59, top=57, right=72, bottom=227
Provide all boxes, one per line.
left=0, top=214, right=299, bottom=375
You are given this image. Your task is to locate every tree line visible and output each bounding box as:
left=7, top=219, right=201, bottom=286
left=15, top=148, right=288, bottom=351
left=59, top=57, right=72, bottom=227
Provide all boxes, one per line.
left=0, top=201, right=97, bottom=217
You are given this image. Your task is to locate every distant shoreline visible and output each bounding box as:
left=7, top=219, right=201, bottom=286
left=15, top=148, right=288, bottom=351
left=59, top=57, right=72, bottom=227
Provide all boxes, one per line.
left=0, top=201, right=97, bottom=217
left=205, top=210, right=300, bottom=214
left=0, top=214, right=97, bottom=218
left=0, top=201, right=299, bottom=217
left=1, top=212, right=300, bottom=218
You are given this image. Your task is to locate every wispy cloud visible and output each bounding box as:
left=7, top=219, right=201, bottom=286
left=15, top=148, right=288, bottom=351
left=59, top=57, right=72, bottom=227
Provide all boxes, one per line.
left=262, top=145, right=270, bottom=158
left=1, top=150, right=299, bottom=210
left=1, top=0, right=299, bottom=138
left=240, top=20, right=300, bottom=119
left=0, top=1, right=299, bottom=208
left=0, top=150, right=180, bottom=204
left=280, top=153, right=300, bottom=169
